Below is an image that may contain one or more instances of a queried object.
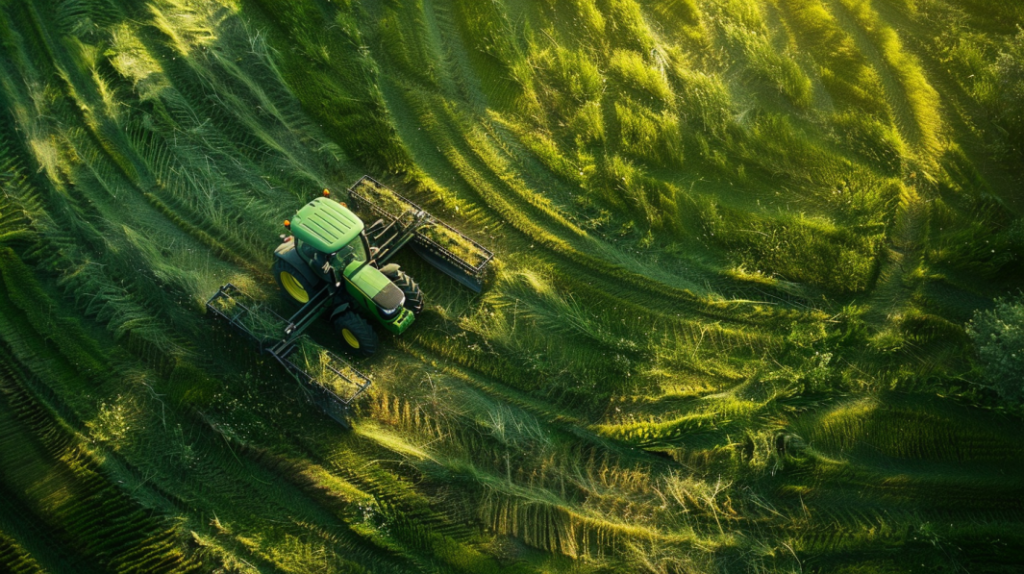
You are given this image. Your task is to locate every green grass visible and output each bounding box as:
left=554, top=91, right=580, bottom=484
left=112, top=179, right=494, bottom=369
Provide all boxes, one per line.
left=0, top=0, right=1022, bottom=571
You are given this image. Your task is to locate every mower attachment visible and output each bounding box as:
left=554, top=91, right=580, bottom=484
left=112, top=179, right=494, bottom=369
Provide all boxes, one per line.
left=205, top=284, right=371, bottom=428
left=348, top=176, right=494, bottom=292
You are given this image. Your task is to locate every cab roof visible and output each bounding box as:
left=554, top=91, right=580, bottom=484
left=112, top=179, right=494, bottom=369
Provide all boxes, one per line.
left=291, top=197, right=364, bottom=253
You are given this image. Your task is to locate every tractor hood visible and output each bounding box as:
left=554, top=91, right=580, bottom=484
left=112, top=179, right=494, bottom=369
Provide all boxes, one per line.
left=345, top=260, right=405, bottom=312
left=291, top=197, right=364, bottom=254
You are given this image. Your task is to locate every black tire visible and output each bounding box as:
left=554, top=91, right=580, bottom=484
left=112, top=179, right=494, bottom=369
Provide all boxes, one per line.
left=333, top=311, right=379, bottom=356
left=273, top=257, right=320, bottom=306
left=382, top=268, right=424, bottom=316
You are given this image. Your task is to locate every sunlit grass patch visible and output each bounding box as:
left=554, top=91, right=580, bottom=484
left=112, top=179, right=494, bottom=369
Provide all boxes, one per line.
left=534, top=44, right=603, bottom=107
left=838, top=0, right=945, bottom=159
left=778, top=0, right=891, bottom=116
left=697, top=198, right=885, bottom=293
left=108, top=23, right=169, bottom=101
left=714, top=6, right=813, bottom=108
left=607, top=0, right=656, bottom=53
left=594, top=154, right=680, bottom=231
left=651, top=0, right=702, bottom=27
left=608, top=49, right=673, bottom=103
left=570, top=100, right=606, bottom=145
left=665, top=56, right=734, bottom=136
left=829, top=110, right=906, bottom=173
left=613, top=97, right=683, bottom=168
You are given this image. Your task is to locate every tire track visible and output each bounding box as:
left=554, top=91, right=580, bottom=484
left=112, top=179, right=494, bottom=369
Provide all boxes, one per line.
left=824, top=0, right=944, bottom=163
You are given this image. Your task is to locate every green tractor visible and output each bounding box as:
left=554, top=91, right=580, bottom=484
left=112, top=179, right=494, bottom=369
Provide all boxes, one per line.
left=206, top=177, right=491, bottom=426
left=272, top=195, right=420, bottom=356
left=271, top=176, right=493, bottom=356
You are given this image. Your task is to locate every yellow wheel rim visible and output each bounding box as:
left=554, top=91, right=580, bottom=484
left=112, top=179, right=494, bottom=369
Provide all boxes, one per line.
left=342, top=328, right=361, bottom=349
left=280, top=271, right=309, bottom=303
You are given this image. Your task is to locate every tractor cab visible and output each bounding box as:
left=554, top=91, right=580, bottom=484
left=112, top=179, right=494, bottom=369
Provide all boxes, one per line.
left=287, top=197, right=410, bottom=328
left=291, top=198, right=364, bottom=270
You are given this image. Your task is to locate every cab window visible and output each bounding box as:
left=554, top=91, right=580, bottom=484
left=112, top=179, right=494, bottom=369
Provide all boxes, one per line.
left=297, top=239, right=317, bottom=261
left=337, top=239, right=367, bottom=263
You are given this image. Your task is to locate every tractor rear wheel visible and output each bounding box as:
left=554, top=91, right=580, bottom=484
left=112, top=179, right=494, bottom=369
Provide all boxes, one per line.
left=333, top=311, right=378, bottom=356
left=383, top=268, right=423, bottom=316
left=273, top=257, right=319, bottom=306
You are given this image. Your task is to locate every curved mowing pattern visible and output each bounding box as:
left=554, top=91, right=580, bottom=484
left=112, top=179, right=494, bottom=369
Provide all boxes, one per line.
left=0, top=0, right=1023, bottom=571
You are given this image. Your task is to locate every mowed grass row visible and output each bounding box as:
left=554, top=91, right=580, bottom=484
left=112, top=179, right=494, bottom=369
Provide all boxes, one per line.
left=0, top=255, right=205, bottom=573
left=344, top=357, right=738, bottom=564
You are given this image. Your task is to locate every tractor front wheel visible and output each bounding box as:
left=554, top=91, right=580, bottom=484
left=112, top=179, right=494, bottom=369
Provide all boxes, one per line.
left=273, top=257, right=319, bottom=306
left=333, top=311, right=379, bottom=356
left=383, top=268, right=424, bottom=316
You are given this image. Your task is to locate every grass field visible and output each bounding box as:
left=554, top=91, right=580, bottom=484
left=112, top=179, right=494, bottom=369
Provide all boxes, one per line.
left=1, top=0, right=1023, bottom=572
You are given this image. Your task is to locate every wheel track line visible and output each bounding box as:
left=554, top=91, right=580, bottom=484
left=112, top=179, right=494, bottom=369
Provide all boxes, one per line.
left=824, top=0, right=944, bottom=163
left=863, top=184, right=923, bottom=324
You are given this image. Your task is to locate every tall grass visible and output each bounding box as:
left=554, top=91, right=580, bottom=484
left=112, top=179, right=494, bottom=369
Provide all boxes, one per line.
left=535, top=45, right=603, bottom=108
left=401, top=85, right=733, bottom=315
left=596, top=154, right=681, bottom=231
left=607, top=0, right=657, bottom=54
left=829, top=110, right=906, bottom=173
left=609, top=49, right=674, bottom=103
left=613, top=98, right=684, bottom=168
left=651, top=0, right=703, bottom=28
left=837, top=0, right=944, bottom=160
left=453, top=0, right=542, bottom=116
left=665, top=53, right=733, bottom=137
left=712, top=2, right=813, bottom=108
left=778, top=0, right=891, bottom=116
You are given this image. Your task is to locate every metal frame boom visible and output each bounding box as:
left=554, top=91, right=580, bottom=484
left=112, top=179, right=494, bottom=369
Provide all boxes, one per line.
left=205, top=284, right=371, bottom=428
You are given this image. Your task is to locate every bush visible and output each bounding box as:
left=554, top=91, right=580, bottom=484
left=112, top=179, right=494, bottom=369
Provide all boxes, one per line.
left=966, top=295, right=1024, bottom=403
